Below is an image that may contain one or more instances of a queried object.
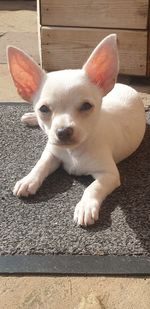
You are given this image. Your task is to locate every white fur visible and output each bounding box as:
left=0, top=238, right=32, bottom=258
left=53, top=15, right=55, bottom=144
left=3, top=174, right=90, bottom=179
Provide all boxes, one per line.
left=8, top=35, right=146, bottom=226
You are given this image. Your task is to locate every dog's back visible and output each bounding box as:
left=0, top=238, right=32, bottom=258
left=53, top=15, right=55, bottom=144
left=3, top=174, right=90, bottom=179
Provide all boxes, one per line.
left=101, top=83, right=146, bottom=162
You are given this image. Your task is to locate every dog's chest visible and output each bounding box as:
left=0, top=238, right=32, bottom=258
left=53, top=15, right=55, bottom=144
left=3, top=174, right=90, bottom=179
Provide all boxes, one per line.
left=63, top=151, right=85, bottom=175
left=63, top=156, right=81, bottom=175
left=53, top=147, right=88, bottom=176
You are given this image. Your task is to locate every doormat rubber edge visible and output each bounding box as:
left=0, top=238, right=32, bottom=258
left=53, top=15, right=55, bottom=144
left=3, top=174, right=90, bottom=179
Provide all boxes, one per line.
left=0, top=255, right=149, bottom=276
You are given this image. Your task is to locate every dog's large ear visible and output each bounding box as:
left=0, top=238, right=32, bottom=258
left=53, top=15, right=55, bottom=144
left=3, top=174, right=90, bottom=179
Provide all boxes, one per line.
left=83, top=34, right=119, bottom=96
left=7, top=46, right=46, bottom=102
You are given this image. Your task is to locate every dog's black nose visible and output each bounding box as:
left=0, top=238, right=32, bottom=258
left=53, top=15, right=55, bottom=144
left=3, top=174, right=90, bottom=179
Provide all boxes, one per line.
left=56, top=127, right=73, bottom=142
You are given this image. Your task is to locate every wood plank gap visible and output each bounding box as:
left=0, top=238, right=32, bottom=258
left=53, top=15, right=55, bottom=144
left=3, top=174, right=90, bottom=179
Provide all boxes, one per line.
left=39, top=24, right=148, bottom=32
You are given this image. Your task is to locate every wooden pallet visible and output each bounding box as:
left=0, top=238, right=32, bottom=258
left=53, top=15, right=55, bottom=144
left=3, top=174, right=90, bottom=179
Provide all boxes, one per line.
left=38, top=0, right=150, bottom=76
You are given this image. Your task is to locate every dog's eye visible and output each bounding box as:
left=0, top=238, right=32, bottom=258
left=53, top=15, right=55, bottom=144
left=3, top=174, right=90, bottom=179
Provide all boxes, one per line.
left=79, top=102, right=93, bottom=112
left=39, top=105, right=50, bottom=113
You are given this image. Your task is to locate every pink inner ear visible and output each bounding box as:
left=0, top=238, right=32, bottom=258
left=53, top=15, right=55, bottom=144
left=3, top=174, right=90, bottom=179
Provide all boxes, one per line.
left=8, top=47, right=45, bottom=102
left=83, top=34, right=119, bottom=96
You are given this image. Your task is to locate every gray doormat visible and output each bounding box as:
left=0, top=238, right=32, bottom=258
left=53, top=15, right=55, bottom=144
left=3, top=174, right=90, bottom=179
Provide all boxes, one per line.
left=0, top=103, right=150, bottom=275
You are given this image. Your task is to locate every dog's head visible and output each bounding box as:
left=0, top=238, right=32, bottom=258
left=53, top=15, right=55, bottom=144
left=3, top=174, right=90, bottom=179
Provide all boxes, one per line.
left=7, top=34, right=119, bottom=148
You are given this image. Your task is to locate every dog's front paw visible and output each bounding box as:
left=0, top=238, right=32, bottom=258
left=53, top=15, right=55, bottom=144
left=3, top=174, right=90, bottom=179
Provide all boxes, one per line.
left=21, top=112, right=38, bottom=127
left=13, top=174, right=41, bottom=197
left=74, top=198, right=100, bottom=226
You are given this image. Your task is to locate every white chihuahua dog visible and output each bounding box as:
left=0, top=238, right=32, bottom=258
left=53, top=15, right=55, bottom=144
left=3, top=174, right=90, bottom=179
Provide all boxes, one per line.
left=7, top=34, right=146, bottom=226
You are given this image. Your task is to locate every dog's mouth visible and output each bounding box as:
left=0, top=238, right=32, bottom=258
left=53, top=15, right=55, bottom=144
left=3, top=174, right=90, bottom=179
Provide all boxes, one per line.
left=51, top=139, right=78, bottom=148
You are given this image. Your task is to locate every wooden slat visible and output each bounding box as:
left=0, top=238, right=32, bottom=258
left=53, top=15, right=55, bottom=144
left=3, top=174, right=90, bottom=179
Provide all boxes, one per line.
left=40, top=27, right=147, bottom=76
left=146, top=4, right=150, bottom=75
left=40, top=0, right=149, bottom=30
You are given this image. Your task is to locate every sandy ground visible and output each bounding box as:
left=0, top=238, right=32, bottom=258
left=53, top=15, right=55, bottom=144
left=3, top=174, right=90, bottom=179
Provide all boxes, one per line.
left=0, top=1, right=150, bottom=308
left=0, top=276, right=150, bottom=309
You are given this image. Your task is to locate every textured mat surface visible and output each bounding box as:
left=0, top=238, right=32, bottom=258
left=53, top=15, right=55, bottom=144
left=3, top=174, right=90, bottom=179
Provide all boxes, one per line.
left=0, top=103, right=150, bottom=256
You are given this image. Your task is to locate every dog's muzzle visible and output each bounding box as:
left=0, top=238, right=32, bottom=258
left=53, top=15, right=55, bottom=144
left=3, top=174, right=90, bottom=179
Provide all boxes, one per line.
left=56, top=126, right=74, bottom=143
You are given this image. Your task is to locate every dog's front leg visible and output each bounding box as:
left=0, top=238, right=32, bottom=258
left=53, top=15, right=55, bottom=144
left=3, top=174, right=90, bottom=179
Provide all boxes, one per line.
left=13, top=143, right=60, bottom=197
left=74, top=160, right=120, bottom=226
